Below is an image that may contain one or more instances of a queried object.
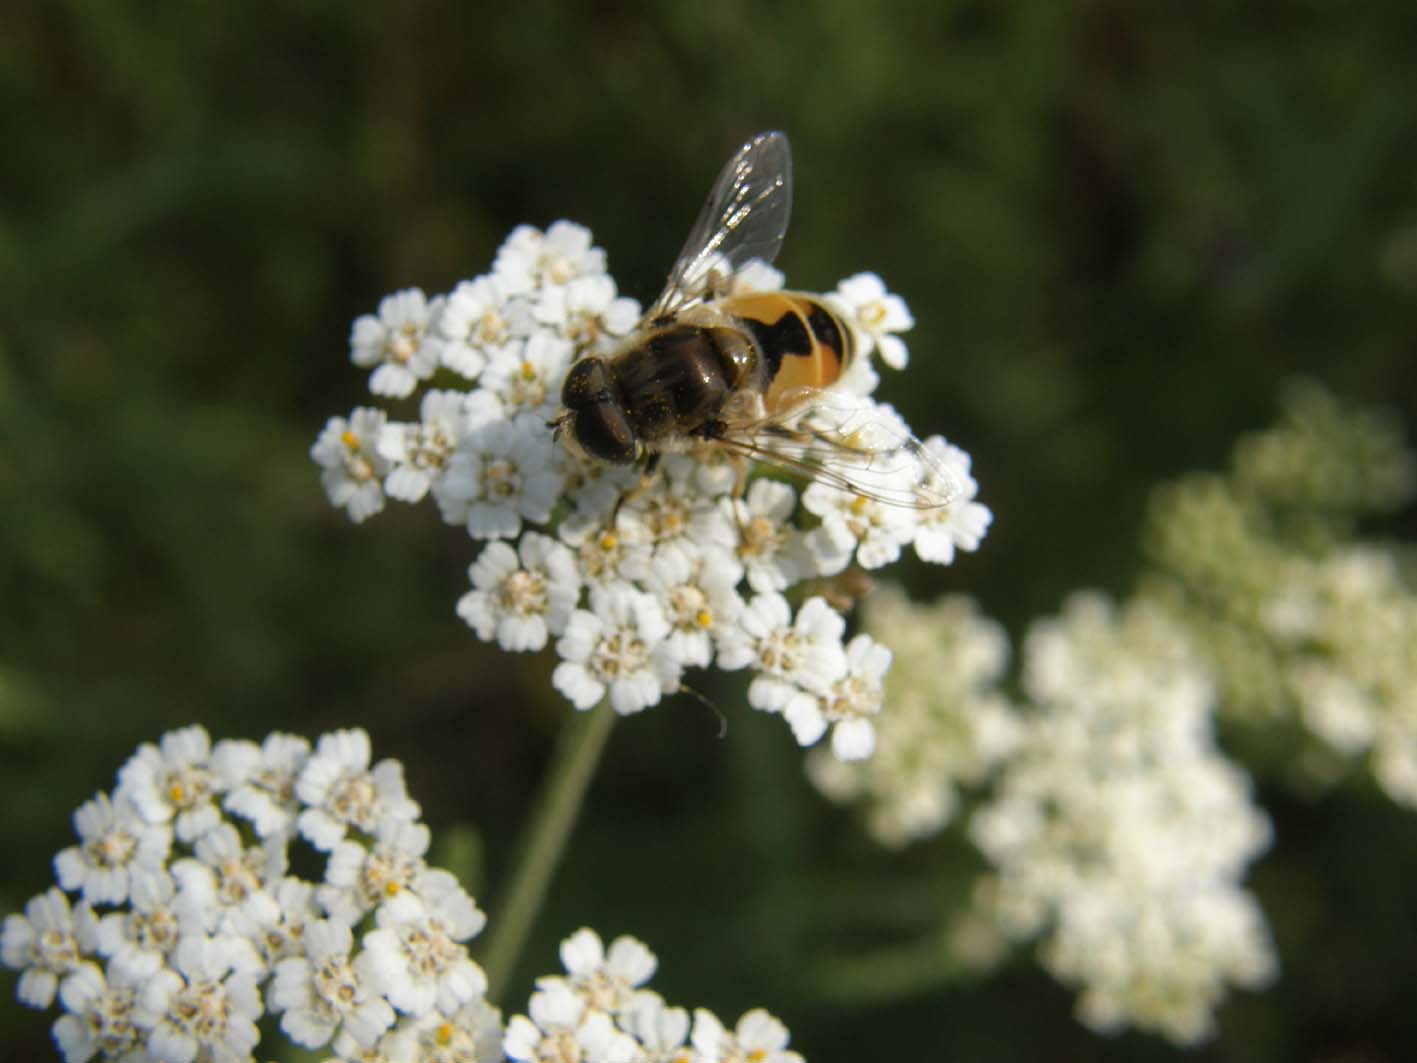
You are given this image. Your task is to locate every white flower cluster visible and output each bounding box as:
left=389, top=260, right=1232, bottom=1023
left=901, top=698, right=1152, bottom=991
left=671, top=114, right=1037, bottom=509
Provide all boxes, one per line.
left=806, top=586, right=1020, bottom=846
left=970, top=594, right=1277, bottom=1046
left=1146, top=381, right=1417, bottom=804
left=311, top=221, right=991, bottom=759
left=1268, top=546, right=1417, bottom=802
left=2, top=726, right=811, bottom=1063
left=1229, top=378, right=1415, bottom=517
left=505, top=926, right=805, bottom=1063
left=1, top=724, right=496, bottom=1063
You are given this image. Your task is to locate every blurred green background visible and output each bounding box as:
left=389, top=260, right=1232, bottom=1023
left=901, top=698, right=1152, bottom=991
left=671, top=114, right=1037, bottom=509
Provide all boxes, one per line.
left=3, top=2, right=1416, bottom=1060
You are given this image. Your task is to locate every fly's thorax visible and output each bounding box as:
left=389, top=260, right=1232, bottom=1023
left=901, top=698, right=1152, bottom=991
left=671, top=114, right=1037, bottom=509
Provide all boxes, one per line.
left=602, top=319, right=753, bottom=446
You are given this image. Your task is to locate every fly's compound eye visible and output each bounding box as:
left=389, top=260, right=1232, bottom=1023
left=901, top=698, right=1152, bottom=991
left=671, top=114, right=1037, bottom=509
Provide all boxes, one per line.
left=561, top=358, right=638, bottom=464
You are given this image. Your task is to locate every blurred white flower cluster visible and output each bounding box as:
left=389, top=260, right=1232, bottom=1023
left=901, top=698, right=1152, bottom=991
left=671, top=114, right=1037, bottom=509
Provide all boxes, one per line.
left=1146, top=381, right=1417, bottom=803
left=971, top=594, right=1277, bottom=1046
left=803, top=383, right=1413, bottom=1045
left=806, top=586, right=1020, bottom=845
left=311, top=221, right=991, bottom=759
left=1, top=725, right=809, bottom=1063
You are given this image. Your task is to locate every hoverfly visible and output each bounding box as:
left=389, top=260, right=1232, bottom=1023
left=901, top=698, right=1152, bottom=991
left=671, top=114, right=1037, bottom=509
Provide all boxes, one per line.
left=552, top=131, right=958, bottom=511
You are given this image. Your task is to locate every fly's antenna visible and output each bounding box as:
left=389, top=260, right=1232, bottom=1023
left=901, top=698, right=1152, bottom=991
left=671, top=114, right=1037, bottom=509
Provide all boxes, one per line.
left=677, top=683, right=728, bottom=738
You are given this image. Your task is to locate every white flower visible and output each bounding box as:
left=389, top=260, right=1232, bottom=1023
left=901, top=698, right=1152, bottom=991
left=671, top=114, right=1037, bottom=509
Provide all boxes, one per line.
left=220, top=876, right=319, bottom=972
left=559, top=515, right=655, bottom=591
left=360, top=878, right=487, bottom=1018
left=214, top=731, right=311, bottom=840
left=53, top=961, right=148, bottom=1063
left=319, top=817, right=431, bottom=925
left=295, top=729, right=421, bottom=852
left=912, top=437, right=992, bottom=565
left=434, top=414, right=565, bottom=539
left=553, top=587, right=676, bottom=714
left=312, top=408, right=391, bottom=523
left=558, top=453, right=642, bottom=527
left=722, top=480, right=806, bottom=593
left=617, top=455, right=737, bottom=558
left=350, top=287, right=441, bottom=398
left=717, top=594, right=848, bottom=717
left=831, top=272, right=913, bottom=369
left=376, top=997, right=505, bottom=1063
left=494, top=221, right=607, bottom=293
left=480, top=329, right=576, bottom=421
left=504, top=981, right=639, bottom=1063
left=269, top=917, right=395, bottom=1050
left=690, top=1007, right=803, bottom=1063
left=802, top=480, right=917, bottom=573
left=542, top=927, right=657, bottom=1017
left=457, top=533, right=582, bottom=653
left=1, top=888, right=98, bottom=1009
left=788, top=633, right=891, bottom=760
left=379, top=390, right=474, bottom=504
left=728, top=259, right=785, bottom=294
left=835, top=346, right=880, bottom=397
left=433, top=275, right=533, bottom=380
left=642, top=544, right=745, bottom=671
left=622, top=992, right=692, bottom=1063
left=170, top=823, right=285, bottom=930
left=134, top=935, right=261, bottom=1063
left=94, top=869, right=184, bottom=978
left=117, top=724, right=221, bottom=844
left=534, top=274, right=640, bottom=355
left=54, top=791, right=172, bottom=907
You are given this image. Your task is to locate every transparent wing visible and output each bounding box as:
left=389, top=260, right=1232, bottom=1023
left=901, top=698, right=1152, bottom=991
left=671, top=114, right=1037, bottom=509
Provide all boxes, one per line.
left=648, top=131, right=793, bottom=320
left=713, top=390, right=963, bottom=511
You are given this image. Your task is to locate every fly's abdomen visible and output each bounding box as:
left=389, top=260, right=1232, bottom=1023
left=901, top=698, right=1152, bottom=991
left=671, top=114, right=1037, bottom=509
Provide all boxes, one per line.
left=723, top=292, right=853, bottom=414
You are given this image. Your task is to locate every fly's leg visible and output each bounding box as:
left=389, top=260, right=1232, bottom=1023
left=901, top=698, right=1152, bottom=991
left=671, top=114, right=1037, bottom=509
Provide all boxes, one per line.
left=728, top=454, right=753, bottom=543
left=609, top=451, right=662, bottom=531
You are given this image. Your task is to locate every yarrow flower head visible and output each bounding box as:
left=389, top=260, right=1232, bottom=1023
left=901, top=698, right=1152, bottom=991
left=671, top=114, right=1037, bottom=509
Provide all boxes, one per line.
left=312, top=212, right=991, bottom=763
left=4, top=725, right=815, bottom=1062
left=969, top=594, right=1277, bottom=1046
left=3, top=725, right=488, bottom=1062
left=1144, top=381, right=1417, bottom=806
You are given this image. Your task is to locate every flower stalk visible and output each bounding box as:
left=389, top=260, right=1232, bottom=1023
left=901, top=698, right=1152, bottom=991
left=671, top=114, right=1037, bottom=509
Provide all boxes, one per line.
left=479, top=702, right=616, bottom=1003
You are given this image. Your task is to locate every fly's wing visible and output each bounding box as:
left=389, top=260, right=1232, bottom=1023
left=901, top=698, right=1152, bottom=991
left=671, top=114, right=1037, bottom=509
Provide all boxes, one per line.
left=647, top=131, right=793, bottom=321
left=712, top=389, right=964, bottom=511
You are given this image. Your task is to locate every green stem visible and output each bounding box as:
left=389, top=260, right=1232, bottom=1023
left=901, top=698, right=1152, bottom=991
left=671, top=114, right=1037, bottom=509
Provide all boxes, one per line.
left=809, top=932, right=985, bottom=1004
left=480, top=703, right=616, bottom=1005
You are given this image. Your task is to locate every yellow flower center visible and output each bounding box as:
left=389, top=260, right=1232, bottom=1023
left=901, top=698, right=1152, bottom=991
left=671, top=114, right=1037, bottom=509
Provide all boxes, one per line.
left=478, top=310, right=506, bottom=344
left=389, top=330, right=417, bottom=364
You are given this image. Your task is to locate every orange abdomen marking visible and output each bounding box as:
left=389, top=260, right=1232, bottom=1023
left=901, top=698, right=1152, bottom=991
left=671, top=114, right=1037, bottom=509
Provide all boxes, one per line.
left=724, top=293, right=853, bottom=415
